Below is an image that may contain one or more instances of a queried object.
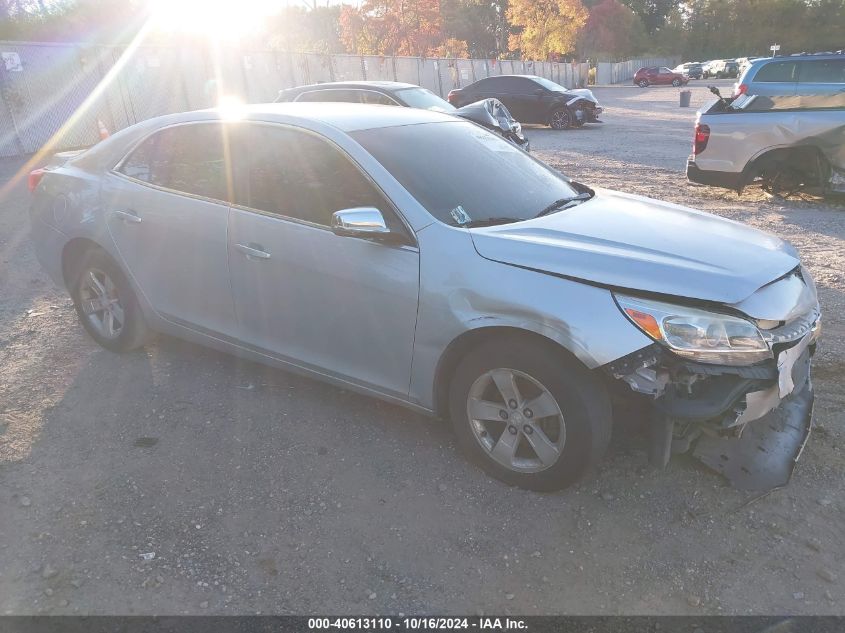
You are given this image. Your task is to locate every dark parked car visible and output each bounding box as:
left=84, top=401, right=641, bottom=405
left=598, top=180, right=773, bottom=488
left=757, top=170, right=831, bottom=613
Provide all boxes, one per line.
left=276, top=81, right=529, bottom=150
left=446, top=75, right=603, bottom=130
left=634, top=67, right=690, bottom=87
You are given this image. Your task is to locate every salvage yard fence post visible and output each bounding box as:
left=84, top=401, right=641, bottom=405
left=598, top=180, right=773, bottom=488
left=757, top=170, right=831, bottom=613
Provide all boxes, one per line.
left=0, top=41, right=679, bottom=159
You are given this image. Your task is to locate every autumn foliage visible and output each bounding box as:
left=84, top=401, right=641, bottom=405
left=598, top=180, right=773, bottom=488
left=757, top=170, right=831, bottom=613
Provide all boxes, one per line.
left=340, top=0, right=447, bottom=57
left=506, top=0, right=588, bottom=60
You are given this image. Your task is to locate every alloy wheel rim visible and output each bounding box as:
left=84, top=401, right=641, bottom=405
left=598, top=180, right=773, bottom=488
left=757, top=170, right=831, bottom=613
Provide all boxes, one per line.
left=466, top=368, right=566, bottom=473
left=551, top=110, right=569, bottom=129
left=79, top=267, right=124, bottom=340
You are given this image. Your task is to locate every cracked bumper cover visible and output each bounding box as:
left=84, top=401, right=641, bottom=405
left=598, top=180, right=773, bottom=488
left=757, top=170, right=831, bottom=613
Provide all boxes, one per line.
left=691, top=350, right=813, bottom=491
left=606, top=332, right=817, bottom=490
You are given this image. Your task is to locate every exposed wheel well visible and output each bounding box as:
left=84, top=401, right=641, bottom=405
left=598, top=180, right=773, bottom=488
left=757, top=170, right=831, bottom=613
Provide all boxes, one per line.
left=745, top=145, right=830, bottom=188
left=433, top=326, right=587, bottom=419
left=61, top=238, right=106, bottom=288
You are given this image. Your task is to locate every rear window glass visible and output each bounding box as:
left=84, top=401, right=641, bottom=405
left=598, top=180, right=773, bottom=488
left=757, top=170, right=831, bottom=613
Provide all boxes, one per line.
left=754, top=61, right=797, bottom=83
left=119, top=124, right=233, bottom=202
left=799, top=60, right=845, bottom=83
left=296, top=90, right=362, bottom=103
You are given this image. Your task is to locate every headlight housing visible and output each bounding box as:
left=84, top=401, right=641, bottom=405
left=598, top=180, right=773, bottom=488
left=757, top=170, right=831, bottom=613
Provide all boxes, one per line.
left=615, top=294, right=772, bottom=366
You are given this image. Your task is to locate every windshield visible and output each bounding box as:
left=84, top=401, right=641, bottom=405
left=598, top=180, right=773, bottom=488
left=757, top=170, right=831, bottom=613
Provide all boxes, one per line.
left=395, top=87, right=456, bottom=112
left=531, top=76, right=568, bottom=92
left=352, top=121, right=579, bottom=226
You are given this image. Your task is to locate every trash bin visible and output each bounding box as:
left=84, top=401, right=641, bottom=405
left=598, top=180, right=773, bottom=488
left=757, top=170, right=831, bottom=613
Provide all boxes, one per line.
left=679, top=89, right=692, bottom=108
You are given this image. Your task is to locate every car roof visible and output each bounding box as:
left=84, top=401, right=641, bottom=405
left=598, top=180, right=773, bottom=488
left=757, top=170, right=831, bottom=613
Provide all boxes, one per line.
left=751, top=53, right=844, bottom=66
left=72, top=102, right=457, bottom=171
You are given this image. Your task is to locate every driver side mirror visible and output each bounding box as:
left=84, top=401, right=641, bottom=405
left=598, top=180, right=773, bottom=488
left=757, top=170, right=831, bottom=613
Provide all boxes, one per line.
left=709, top=85, right=721, bottom=97
left=331, top=207, right=394, bottom=240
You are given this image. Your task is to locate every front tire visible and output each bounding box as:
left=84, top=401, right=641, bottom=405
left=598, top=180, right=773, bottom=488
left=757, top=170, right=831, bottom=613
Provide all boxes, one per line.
left=672, top=78, right=681, bottom=87
left=69, top=248, right=148, bottom=352
left=548, top=108, right=572, bottom=130
left=638, top=79, right=649, bottom=88
left=449, top=337, right=612, bottom=491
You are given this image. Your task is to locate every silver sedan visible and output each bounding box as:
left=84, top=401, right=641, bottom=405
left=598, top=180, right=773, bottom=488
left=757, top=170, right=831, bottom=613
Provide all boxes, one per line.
left=30, top=104, right=820, bottom=491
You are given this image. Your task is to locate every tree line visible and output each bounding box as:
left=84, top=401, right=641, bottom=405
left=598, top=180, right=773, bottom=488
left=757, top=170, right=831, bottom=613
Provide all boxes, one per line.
left=1, top=0, right=843, bottom=62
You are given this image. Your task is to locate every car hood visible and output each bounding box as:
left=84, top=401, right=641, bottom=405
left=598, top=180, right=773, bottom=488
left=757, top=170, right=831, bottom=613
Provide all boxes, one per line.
left=552, top=88, right=598, bottom=104
left=469, top=189, right=799, bottom=304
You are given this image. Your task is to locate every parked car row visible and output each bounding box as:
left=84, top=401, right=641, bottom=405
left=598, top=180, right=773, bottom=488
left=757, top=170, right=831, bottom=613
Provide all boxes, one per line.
left=277, top=75, right=604, bottom=140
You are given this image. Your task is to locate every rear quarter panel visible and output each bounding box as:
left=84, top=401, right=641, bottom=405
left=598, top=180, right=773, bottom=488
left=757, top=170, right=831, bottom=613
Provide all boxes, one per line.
left=694, top=109, right=845, bottom=175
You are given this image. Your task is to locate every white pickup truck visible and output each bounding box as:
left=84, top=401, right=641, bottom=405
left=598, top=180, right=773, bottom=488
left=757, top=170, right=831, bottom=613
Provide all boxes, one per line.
left=686, top=88, right=845, bottom=197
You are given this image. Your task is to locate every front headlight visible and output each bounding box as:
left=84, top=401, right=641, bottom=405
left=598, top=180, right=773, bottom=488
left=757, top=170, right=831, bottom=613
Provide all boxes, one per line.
left=615, top=294, right=772, bottom=366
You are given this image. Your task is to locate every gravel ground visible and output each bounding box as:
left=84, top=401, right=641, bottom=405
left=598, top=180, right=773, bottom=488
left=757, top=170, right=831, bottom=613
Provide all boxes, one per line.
left=0, top=80, right=843, bottom=616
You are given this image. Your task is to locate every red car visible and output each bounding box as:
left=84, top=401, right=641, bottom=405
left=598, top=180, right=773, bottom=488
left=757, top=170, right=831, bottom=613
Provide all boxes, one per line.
left=633, top=66, right=689, bottom=88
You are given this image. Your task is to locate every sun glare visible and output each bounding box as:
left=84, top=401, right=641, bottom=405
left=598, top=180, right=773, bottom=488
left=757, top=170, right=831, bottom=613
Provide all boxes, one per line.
left=149, top=0, right=281, bottom=39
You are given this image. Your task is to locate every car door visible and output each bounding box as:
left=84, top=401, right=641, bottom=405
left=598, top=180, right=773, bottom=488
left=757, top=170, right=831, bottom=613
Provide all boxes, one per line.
left=657, top=67, right=675, bottom=84
left=507, top=77, right=544, bottom=122
left=226, top=123, right=420, bottom=397
left=750, top=60, right=798, bottom=96
left=796, top=59, right=845, bottom=95
left=492, top=77, right=528, bottom=119
left=103, top=122, right=238, bottom=337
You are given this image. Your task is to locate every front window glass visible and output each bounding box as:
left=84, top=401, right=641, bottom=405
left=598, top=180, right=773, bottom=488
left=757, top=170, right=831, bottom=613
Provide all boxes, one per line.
left=234, top=125, right=393, bottom=228
left=799, top=60, right=845, bottom=83
left=352, top=121, right=579, bottom=226
left=395, top=87, right=455, bottom=111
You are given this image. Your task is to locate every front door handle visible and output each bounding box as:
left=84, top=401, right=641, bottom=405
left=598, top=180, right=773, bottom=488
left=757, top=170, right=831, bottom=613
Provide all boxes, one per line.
left=235, top=243, right=271, bottom=260
left=112, top=209, right=142, bottom=224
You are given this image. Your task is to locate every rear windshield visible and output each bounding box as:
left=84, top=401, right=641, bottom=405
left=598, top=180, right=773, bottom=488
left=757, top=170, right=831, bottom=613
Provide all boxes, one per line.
left=395, top=87, right=455, bottom=112
left=352, top=121, right=578, bottom=226
left=531, top=76, right=568, bottom=92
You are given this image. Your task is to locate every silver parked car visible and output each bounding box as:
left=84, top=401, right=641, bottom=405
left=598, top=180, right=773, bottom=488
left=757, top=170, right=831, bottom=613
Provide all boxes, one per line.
left=734, top=53, right=845, bottom=97
left=30, top=104, right=820, bottom=491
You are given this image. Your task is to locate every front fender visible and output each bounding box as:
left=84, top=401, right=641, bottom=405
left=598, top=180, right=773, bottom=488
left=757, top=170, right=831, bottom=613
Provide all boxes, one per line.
left=408, top=224, right=653, bottom=409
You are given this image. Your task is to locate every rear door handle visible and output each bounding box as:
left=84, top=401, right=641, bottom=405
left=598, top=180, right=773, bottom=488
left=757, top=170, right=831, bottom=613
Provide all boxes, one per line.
left=111, top=209, right=142, bottom=224
left=235, top=243, right=271, bottom=260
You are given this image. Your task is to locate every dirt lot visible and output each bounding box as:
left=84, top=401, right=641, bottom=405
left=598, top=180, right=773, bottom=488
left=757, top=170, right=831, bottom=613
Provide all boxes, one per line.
left=1, top=80, right=843, bottom=616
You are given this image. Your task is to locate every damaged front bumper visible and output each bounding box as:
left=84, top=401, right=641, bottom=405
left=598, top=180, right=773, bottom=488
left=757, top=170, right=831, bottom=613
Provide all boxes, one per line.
left=606, top=317, right=819, bottom=490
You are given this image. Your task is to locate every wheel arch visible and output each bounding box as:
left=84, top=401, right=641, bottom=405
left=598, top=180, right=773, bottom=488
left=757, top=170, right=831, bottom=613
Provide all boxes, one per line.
left=432, top=325, right=591, bottom=419
left=61, top=237, right=109, bottom=288
left=742, top=144, right=830, bottom=187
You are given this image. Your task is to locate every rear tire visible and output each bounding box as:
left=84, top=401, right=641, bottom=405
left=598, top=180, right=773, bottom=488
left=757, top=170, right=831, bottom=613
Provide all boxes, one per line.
left=672, top=78, right=681, bottom=87
left=449, top=336, right=612, bottom=491
left=69, top=248, right=148, bottom=352
left=638, top=79, right=649, bottom=88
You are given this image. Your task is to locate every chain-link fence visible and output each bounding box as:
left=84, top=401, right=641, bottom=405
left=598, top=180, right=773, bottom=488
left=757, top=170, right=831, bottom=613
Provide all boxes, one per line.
left=0, top=40, right=598, bottom=158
